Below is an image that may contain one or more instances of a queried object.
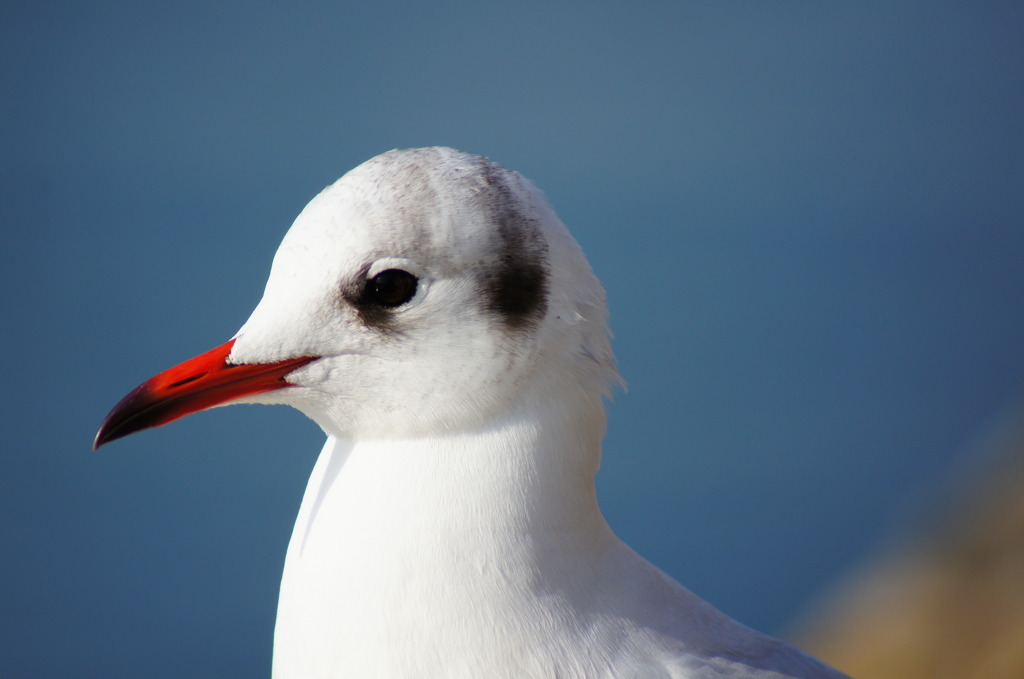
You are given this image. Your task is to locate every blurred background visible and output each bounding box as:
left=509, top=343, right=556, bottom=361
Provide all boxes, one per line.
left=2, top=2, right=1023, bottom=677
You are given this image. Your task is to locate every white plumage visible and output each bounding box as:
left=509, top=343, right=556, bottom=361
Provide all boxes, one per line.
left=98, top=147, right=850, bottom=678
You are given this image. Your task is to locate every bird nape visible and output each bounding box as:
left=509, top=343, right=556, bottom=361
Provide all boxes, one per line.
left=95, top=147, right=851, bottom=679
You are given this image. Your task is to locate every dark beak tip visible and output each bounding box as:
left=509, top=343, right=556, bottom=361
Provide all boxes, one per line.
left=92, top=394, right=140, bottom=451
left=92, top=422, right=117, bottom=451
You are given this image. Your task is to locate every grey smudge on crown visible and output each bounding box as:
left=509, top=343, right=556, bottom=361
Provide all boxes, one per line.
left=340, top=148, right=549, bottom=335
left=476, top=160, right=550, bottom=331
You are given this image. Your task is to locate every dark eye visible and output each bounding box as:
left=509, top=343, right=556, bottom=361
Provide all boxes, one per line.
left=366, top=269, right=418, bottom=308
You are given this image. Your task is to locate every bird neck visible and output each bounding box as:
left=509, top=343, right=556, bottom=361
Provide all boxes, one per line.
left=272, top=390, right=621, bottom=675
left=289, top=389, right=612, bottom=562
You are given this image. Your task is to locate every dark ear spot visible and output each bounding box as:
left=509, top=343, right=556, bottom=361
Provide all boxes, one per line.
left=478, top=166, right=550, bottom=331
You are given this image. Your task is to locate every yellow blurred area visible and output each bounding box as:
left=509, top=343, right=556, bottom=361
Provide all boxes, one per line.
left=798, top=408, right=1024, bottom=678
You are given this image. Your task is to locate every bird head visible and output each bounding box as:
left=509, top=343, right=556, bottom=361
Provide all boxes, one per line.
left=95, top=147, right=618, bottom=448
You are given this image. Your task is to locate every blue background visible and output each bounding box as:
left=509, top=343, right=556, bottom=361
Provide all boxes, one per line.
left=3, top=2, right=1024, bottom=677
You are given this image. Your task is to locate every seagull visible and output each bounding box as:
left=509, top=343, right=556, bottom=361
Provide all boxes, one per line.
left=95, top=147, right=851, bottom=679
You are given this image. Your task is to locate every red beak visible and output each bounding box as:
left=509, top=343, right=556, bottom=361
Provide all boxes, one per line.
left=93, top=339, right=316, bottom=449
